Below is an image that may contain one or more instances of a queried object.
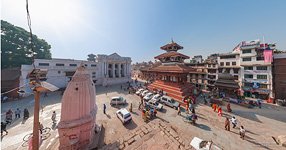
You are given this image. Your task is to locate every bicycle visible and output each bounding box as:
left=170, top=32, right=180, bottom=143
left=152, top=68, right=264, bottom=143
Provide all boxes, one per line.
left=23, top=127, right=51, bottom=142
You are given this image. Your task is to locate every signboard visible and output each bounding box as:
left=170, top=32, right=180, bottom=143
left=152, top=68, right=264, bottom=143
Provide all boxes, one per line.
left=241, top=40, right=260, bottom=48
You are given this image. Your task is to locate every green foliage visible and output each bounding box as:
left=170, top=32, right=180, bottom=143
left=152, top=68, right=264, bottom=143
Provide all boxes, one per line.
left=1, top=20, right=52, bottom=69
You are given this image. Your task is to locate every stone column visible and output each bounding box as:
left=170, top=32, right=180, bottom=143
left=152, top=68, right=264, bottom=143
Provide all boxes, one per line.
left=112, top=63, right=116, bottom=78
left=124, top=63, right=127, bottom=77
left=118, top=63, right=121, bottom=78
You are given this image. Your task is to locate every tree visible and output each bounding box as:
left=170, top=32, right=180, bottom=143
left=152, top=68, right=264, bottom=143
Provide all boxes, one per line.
left=1, top=20, right=52, bottom=69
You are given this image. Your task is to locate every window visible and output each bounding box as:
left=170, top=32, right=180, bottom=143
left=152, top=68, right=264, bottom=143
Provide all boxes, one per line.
left=256, top=66, right=267, bottom=70
left=69, top=64, right=77, bottom=67
left=242, top=57, right=251, bottom=61
left=232, top=62, right=236, bottom=66
left=208, top=64, right=211, bottom=67
left=58, top=71, right=61, bottom=74
left=226, top=62, right=230, bottom=66
left=244, top=66, right=253, bottom=70
left=220, top=55, right=236, bottom=59
left=244, top=74, right=253, bottom=79
left=233, top=75, right=238, bottom=80
left=218, top=68, right=223, bottom=73
left=39, top=63, right=49, bottom=66
left=56, top=63, right=64, bottom=66
left=256, top=56, right=264, bottom=61
left=257, top=75, right=267, bottom=79
left=260, top=84, right=268, bottom=89
left=220, top=62, right=224, bottom=66
left=212, top=64, right=216, bottom=67
left=91, top=64, right=97, bottom=67
left=233, top=69, right=239, bottom=73
left=242, top=49, right=251, bottom=54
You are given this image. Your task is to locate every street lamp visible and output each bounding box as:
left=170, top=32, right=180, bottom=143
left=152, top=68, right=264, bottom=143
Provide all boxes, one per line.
left=28, top=69, right=58, bottom=150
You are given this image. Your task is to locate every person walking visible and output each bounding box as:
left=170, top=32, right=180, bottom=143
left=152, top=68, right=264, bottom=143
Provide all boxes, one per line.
left=218, top=106, right=222, bottom=117
left=224, top=117, right=230, bottom=131
left=239, top=126, right=246, bottom=140
left=23, top=108, right=29, bottom=120
left=51, top=111, right=56, bottom=124
left=15, top=108, right=21, bottom=118
left=129, top=103, right=133, bottom=112
left=231, top=116, right=237, bottom=128
left=227, top=103, right=232, bottom=112
left=1, top=122, right=8, bottom=136
left=177, top=106, right=181, bottom=115
left=103, top=104, right=107, bottom=114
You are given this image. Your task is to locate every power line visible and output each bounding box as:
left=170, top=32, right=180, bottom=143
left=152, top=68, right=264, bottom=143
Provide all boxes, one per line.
left=1, top=83, right=30, bottom=95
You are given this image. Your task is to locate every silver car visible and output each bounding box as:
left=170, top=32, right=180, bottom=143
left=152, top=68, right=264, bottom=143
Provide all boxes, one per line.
left=110, top=96, right=127, bottom=106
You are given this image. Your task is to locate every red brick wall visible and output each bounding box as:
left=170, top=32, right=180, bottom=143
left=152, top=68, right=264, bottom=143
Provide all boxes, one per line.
left=273, top=58, right=286, bottom=99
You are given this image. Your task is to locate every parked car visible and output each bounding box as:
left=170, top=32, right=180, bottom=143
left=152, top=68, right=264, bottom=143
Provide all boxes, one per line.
left=135, top=88, right=144, bottom=95
left=146, top=99, right=163, bottom=110
left=141, top=90, right=149, bottom=97
left=190, top=137, right=222, bottom=150
left=110, top=96, right=127, bottom=106
left=151, top=94, right=162, bottom=102
left=143, top=93, right=154, bottom=101
left=160, top=96, right=180, bottom=109
left=116, top=108, right=132, bottom=124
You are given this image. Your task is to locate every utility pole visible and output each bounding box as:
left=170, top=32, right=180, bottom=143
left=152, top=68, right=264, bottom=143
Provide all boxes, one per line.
left=32, top=89, right=40, bottom=150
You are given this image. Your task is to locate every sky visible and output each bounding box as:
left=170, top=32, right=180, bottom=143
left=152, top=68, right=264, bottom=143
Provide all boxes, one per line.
left=2, top=0, right=286, bottom=63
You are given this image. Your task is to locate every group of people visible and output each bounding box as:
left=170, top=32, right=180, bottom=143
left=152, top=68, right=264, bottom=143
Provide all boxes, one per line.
left=224, top=116, right=246, bottom=140
left=4, top=108, right=30, bottom=125
left=211, top=103, right=223, bottom=116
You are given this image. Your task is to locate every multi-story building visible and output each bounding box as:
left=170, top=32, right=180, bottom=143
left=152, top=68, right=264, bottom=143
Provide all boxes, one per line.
left=217, top=51, right=241, bottom=84
left=20, top=53, right=132, bottom=95
left=239, top=40, right=275, bottom=99
left=204, top=54, right=219, bottom=91
left=273, top=53, right=286, bottom=100
left=185, top=62, right=208, bottom=90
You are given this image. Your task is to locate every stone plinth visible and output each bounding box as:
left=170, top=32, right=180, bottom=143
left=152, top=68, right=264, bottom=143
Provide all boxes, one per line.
left=58, top=64, right=97, bottom=150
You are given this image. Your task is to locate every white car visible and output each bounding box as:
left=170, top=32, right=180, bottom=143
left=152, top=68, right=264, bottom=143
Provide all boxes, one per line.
left=151, top=94, right=161, bottom=102
left=116, top=108, right=132, bottom=124
left=143, top=93, right=154, bottom=101
left=146, top=99, right=163, bottom=110
left=190, top=137, right=221, bottom=150
left=136, top=88, right=144, bottom=95
left=141, top=90, right=149, bottom=97
left=110, top=96, right=127, bottom=106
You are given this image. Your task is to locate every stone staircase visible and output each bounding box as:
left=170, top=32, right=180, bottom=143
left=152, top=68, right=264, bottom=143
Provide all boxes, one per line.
left=147, top=80, right=194, bottom=104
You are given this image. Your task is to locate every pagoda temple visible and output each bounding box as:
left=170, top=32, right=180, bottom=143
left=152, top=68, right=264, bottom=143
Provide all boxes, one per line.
left=141, top=40, right=196, bottom=104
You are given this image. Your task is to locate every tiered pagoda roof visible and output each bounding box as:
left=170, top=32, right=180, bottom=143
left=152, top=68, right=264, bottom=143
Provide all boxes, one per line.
left=145, top=64, right=195, bottom=73
left=160, top=40, right=183, bottom=51
left=214, top=73, right=239, bottom=89
left=154, top=51, right=190, bottom=60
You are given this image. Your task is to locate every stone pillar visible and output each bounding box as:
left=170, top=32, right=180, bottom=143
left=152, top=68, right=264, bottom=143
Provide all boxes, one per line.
left=118, top=63, right=121, bottom=78
left=112, top=63, right=116, bottom=78
left=124, top=63, right=127, bottom=77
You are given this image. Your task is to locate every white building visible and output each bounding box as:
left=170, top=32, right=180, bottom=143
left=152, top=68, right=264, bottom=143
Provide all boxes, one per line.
left=218, top=51, right=241, bottom=85
left=239, top=40, right=274, bottom=99
left=19, top=53, right=132, bottom=95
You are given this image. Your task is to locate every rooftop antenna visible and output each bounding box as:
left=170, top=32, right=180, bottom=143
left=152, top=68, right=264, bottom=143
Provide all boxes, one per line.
left=25, top=0, right=58, bottom=149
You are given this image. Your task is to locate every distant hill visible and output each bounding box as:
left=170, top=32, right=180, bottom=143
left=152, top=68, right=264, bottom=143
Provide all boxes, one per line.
left=1, top=20, right=52, bottom=69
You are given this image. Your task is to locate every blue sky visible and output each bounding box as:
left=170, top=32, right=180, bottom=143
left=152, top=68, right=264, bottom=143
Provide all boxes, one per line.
left=2, top=0, right=286, bottom=63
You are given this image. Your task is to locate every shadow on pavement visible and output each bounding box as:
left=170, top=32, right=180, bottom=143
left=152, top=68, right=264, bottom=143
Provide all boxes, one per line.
left=124, top=121, right=137, bottom=130
left=195, top=123, right=211, bottom=131
left=245, top=139, right=272, bottom=150
left=105, top=114, right=111, bottom=119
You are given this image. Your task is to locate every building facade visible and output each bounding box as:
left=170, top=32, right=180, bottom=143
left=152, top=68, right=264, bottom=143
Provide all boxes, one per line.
left=19, top=53, right=132, bottom=96
left=239, top=41, right=274, bottom=99
left=273, top=53, right=286, bottom=100
left=218, top=52, right=241, bottom=84
left=204, top=54, right=219, bottom=91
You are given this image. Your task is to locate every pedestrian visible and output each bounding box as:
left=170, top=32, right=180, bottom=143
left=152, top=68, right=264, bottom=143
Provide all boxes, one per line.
left=5, top=110, right=12, bottom=124
left=1, top=122, right=8, bottom=136
left=23, top=108, right=29, bottom=120
left=51, top=111, right=56, bottom=124
left=218, top=106, right=222, bottom=117
left=154, top=108, right=157, bottom=117
left=258, top=100, right=262, bottom=109
left=129, top=103, right=133, bottom=112
left=231, top=116, right=237, bottom=128
left=186, top=103, right=189, bottom=114
left=227, top=103, right=232, bottom=112
left=15, top=108, right=21, bottom=118
left=212, top=103, right=217, bottom=112
left=191, top=107, right=196, bottom=114
left=224, top=117, right=230, bottom=131
left=103, top=104, right=106, bottom=114
left=177, top=106, right=181, bottom=115
left=239, top=126, right=246, bottom=140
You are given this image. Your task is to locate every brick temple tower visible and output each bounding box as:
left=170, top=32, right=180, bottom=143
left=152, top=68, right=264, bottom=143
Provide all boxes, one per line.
left=58, top=64, right=97, bottom=149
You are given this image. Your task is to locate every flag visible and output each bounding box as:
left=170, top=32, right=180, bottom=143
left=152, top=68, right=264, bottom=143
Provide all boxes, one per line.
left=263, top=46, right=273, bottom=63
